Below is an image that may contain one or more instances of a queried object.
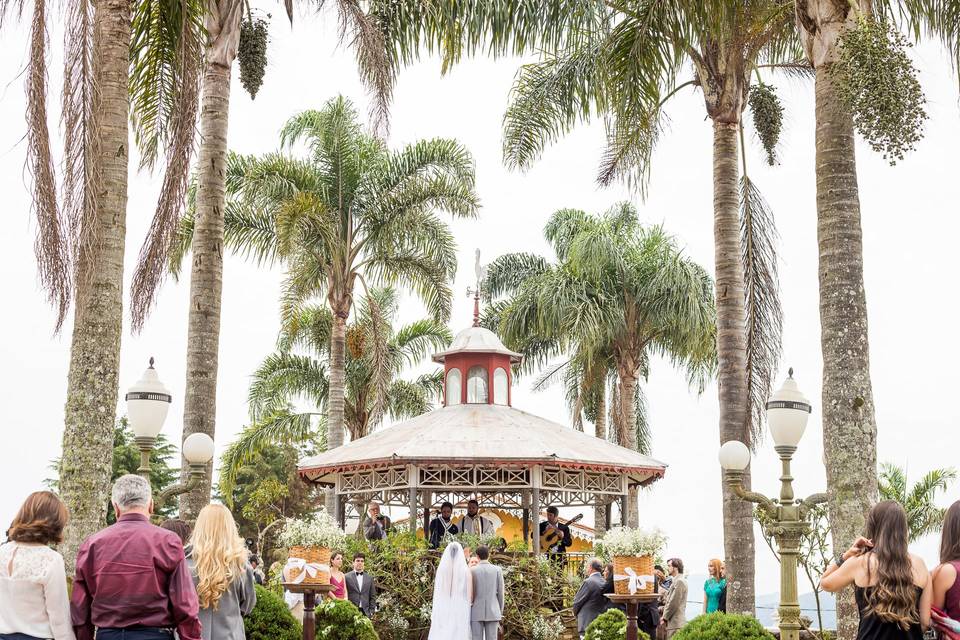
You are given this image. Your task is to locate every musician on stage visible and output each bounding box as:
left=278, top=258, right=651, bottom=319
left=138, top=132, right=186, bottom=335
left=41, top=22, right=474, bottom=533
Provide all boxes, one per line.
left=539, top=506, right=573, bottom=557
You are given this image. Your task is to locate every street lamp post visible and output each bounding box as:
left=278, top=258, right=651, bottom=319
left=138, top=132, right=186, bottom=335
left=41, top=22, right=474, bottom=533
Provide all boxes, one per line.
left=718, top=370, right=828, bottom=640
left=125, top=359, right=215, bottom=513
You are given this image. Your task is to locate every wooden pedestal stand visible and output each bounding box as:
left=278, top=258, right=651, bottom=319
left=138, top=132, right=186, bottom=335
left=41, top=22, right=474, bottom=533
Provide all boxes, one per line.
left=283, top=582, right=336, bottom=640
left=605, top=593, right=660, bottom=640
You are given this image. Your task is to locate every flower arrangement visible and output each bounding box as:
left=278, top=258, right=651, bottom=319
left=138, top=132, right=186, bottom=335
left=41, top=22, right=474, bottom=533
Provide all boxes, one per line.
left=531, top=614, right=565, bottom=640
left=595, top=527, right=667, bottom=596
left=594, top=527, right=667, bottom=558
left=278, top=511, right=347, bottom=550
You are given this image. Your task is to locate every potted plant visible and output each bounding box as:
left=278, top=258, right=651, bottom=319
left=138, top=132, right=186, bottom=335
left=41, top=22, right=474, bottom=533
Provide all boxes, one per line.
left=278, top=511, right=347, bottom=586
left=594, top=527, right=666, bottom=595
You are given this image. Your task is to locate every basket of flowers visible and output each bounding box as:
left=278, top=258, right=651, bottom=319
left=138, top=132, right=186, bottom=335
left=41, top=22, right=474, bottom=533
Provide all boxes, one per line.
left=595, top=527, right=666, bottom=595
left=279, top=511, right=346, bottom=586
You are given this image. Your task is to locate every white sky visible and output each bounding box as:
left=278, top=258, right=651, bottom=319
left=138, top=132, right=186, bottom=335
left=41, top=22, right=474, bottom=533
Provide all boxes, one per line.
left=1, top=6, right=958, bottom=598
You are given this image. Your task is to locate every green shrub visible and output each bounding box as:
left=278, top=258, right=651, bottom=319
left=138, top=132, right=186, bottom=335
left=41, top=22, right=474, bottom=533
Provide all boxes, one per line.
left=584, top=608, right=647, bottom=640
left=244, top=584, right=301, bottom=640
left=673, top=612, right=774, bottom=640
left=316, top=598, right=379, bottom=640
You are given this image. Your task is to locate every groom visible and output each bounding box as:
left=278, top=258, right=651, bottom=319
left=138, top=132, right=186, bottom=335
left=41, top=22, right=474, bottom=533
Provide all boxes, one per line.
left=470, top=545, right=504, bottom=640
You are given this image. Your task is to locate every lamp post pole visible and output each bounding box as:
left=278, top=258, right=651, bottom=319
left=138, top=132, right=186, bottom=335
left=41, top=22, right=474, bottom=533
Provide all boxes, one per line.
left=719, top=370, right=827, bottom=640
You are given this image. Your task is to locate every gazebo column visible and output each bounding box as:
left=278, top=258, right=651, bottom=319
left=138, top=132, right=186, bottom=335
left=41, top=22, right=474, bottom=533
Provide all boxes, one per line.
left=620, top=492, right=629, bottom=527
left=337, top=495, right=346, bottom=530
left=604, top=502, right=613, bottom=531
left=531, top=486, right=541, bottom=555
left=521, top=490, right=530, bottom=549
left=422, top=490, right=433, bottom=539
left=407, top=464, right=419, bottom=538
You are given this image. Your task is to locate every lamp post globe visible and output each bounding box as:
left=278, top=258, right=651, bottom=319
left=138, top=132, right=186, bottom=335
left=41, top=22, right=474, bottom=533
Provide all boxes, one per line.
left=718, top=440, right=751, bottom=471
left=182, top=433, right=215, bottom=466
left=766, top=368, right=812, bottom=451
left=125, top=357, right=172, bottom=441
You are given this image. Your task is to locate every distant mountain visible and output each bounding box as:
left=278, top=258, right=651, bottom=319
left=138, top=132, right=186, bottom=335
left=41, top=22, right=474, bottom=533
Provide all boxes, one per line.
left=681, top=574, right=836, bottom=631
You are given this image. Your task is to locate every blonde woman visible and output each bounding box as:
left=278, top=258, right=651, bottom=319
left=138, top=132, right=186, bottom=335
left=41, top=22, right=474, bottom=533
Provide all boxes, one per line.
left=187, top=504, right=257, bottom=640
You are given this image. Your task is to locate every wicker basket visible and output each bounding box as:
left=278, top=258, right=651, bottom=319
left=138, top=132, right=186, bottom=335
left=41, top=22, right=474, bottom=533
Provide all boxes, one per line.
left=613, top=554, right=655, bottom=595
left=288, top=546, right=332, bottom=585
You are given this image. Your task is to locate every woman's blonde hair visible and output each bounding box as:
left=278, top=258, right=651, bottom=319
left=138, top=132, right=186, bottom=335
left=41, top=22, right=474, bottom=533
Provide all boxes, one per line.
left=190, top=504, right=249, bottom=610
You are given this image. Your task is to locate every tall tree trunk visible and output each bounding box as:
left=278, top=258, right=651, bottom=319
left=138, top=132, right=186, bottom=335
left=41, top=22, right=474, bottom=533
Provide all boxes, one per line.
left=178, top=1, right=241, bottom=519
left=594, top=386, right=608, bottom=536
left=58, top=0, right=131, bottom=574
left=713, top=120, right=755, bottom=615
left=619, top=366, right=639, bottom=528
left=325, top=310, right=348, bottom=512
left=814, top=63, right=878, bottom=640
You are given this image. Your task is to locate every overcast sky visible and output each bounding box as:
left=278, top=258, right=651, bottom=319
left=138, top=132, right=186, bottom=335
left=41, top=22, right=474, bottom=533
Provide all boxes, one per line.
left=1, top=5, right=958, bottom=598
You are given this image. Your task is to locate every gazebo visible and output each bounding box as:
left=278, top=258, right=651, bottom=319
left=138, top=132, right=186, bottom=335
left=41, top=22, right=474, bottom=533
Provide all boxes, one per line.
left=298, top=311, right=668, bottom=553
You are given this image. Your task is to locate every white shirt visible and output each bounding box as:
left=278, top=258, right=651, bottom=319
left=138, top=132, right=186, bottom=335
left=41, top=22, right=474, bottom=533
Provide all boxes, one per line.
left=0, top=542, right=75, bottom=640
left=356, top=572, right=365, bottom=591
left=459, top=513, right=495, bottom=535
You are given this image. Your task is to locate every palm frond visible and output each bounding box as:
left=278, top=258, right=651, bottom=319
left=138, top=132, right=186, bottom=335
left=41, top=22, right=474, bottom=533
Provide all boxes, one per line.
left=740, top=175, right=783, bottom=445
left=392, top=318, right=452, bottom=365
left=219, top=410, right=322, bottom=500
left=482, top=253, right=549, bottom=300
left=248, top=352, right=329, bottom=422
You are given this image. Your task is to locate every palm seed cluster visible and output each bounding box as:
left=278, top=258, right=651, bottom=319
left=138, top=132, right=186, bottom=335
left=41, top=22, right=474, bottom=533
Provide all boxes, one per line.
left=239, top=16, right=269, bottom=99
left=748, top=83, right=784, bottom=166
left=831, top=16, right=928, bottom=165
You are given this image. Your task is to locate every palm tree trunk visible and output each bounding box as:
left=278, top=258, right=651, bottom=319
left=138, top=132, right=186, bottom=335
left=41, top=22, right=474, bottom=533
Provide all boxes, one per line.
left=619, top=366, right=639, bottom=528
left=713, top=120, right=755, bottom=615
left=814, top=64, right=878, bottom=640
left=178, top=3, right=241, bottom=519
left=58, top=0, right=131, bottom=574
left=594, top=386, right=608, bottom=536
left=325, top=310, right=348, bottom=512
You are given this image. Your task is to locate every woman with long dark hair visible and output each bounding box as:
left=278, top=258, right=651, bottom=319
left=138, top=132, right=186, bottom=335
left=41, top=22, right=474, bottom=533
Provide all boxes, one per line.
left=821, top=500, right=932, bottom=639
left=933, top=501, right=960, bottom=619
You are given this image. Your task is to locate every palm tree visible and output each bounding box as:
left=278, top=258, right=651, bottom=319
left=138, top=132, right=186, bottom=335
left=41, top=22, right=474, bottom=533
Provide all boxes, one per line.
left=127, top=0, right=399, bottom=518
left=484, top=204, right=716, bottom=528
left=219, top=287, right=450, bottom=496
left=879, top=463, right=958, bottom=542
left=792, top=4, right=949, bottom=634
left=172, top=96, right=478, bottom=514
left=380, top=0, right=796, bottom=612
left=1, top=0, right=139, bottom=570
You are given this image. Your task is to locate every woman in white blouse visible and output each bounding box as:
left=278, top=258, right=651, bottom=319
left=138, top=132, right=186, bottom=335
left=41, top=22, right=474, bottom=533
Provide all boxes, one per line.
left=0, top=491, right=74, bottom=640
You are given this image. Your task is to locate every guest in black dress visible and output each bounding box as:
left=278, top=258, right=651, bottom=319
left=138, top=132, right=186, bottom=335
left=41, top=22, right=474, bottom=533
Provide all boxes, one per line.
left=820, top=501, right=932, bottom=640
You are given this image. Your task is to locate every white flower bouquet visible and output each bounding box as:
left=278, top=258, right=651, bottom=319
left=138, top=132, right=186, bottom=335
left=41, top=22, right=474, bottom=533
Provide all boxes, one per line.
left=594, top=526, right=666, bottom=558
left=595, top=527, right=666, bottom=596
left=278, top=510, right=347, bottom=549
left=279, top=511, right=346, bottom=586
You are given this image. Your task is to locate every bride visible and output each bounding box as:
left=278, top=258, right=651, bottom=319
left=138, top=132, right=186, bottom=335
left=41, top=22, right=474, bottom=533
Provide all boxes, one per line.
left=428, top=541, right=473, bottom=639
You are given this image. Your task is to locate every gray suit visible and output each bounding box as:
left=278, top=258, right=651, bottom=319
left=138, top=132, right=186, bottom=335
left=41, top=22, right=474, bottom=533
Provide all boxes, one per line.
left=470, top=561, right=504, bottom=640
left=345, top=570, right=377, bottom=616
left=662, top=575, right=688, bottom=637
left=572, top=572, right=608, bottom=634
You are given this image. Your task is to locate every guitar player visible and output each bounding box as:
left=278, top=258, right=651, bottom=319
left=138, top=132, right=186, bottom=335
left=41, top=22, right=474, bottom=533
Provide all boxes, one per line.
left=539, top=506, right=574, bottom=561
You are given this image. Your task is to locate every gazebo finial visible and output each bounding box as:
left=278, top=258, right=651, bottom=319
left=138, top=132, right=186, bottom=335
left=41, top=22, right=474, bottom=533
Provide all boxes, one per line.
left=466, top=248, right=487, bottom=327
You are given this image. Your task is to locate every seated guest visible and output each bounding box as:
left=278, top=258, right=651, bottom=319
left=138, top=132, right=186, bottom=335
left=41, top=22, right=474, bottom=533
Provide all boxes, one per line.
left=428, top=502, right=459, bottom=549
left=361, top=502, right=391, bottom=542
left=459, top=499, right=495, bottom=536
left=573, top=558, right=608, bottom=638
left=187, top=504, right=257, bottom=640
left=71, top=474, right=202, bottom=640
left=0, top=491, right=74, bottom=640
left=345, top=553, right=376, bottom=617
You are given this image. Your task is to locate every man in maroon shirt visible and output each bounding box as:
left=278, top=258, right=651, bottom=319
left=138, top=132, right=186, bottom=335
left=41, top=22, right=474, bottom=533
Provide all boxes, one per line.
left=71, top=474, right=202, bottom=640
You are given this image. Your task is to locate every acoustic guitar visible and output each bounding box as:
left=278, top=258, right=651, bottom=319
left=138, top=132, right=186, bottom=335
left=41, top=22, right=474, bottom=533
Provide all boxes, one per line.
left=539, top=513, right=583, bottom=551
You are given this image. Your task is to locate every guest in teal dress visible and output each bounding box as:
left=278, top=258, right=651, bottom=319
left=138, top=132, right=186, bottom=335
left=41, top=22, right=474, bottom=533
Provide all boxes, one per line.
left=704, top=558, right=727, bottom=614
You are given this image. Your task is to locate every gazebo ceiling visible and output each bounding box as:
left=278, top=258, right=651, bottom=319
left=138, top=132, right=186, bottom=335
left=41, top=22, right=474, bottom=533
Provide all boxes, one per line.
left=298, top=403, right=667, bottom=486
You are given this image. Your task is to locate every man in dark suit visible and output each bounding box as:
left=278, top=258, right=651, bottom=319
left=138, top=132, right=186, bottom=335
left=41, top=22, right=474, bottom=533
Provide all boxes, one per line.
left=344, top=553, right=376, bottom=616
left=573, top=558, right=608, bottom=638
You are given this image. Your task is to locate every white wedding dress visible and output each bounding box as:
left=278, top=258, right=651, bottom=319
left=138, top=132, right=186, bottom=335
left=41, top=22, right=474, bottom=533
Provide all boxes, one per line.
left=428, top=542, right=472, bottom=640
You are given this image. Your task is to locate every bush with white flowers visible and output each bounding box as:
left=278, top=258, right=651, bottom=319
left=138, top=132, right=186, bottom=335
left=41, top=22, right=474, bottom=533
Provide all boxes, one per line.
left=278, top=511, right=347, bottom=549
left=595, top=527, right=667, bottom=558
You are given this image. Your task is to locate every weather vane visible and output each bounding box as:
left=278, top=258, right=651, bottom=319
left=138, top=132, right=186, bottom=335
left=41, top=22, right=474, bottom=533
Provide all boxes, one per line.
left=466, top=249, right=487, bottom=327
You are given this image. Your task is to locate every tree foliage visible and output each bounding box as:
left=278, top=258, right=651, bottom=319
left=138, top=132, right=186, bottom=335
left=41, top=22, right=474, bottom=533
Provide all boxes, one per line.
left=879, top=462, right=957, bottom=541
